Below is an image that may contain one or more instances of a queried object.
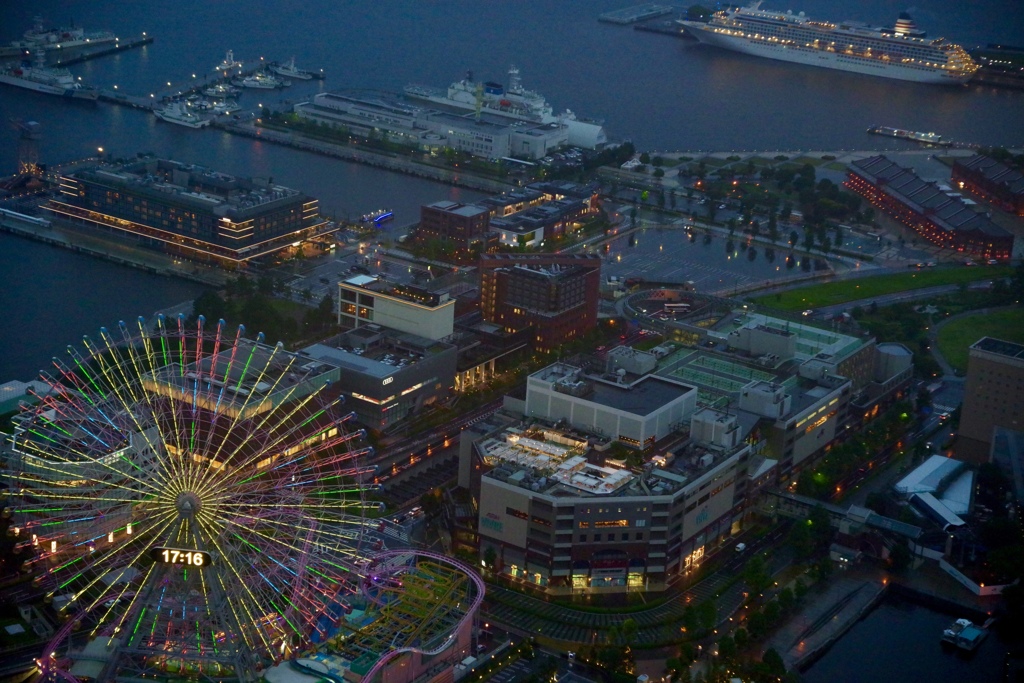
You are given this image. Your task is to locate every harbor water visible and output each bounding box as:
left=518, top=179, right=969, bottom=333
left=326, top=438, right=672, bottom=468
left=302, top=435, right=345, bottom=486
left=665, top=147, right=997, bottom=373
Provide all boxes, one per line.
left=1, top=0, right=1023, bottom=379
left=801, top=593, right=1008, bottom=683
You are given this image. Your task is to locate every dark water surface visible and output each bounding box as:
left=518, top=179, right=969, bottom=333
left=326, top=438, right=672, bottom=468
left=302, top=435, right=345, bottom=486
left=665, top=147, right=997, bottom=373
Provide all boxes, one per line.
left=802, top=594, right=1008, bottom=683
left=1, top=1, right=1022, bottom=378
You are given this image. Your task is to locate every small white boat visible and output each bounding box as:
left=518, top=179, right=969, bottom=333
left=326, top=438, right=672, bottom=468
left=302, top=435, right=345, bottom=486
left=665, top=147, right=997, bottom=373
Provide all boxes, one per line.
left=155, top=102, right=211, bottom=128
left=241, top=71, right=282, bottom=89
left=203, top=83, right=240, bottom=98
left=271, top=56, right=313, bottom=80
left=212, top=49, right=242, bottom=72
left=212, top=100, right=241, bottom=116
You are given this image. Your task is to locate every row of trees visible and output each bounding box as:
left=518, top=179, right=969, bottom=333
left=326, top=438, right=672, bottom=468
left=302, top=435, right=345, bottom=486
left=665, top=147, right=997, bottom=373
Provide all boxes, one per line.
left=188, top=276, right=336, bottom=347
left=796, top=400, right=914, bottom=500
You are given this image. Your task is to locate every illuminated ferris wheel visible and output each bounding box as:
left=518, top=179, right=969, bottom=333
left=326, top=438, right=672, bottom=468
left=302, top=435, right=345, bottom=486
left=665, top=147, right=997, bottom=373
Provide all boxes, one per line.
left=4, top=316, right=391, bottom=683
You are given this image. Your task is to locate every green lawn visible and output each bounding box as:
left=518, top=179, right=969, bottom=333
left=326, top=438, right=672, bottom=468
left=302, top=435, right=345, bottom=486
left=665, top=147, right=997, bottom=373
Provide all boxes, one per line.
left=937, top=308, right=1024, bottom=373
left=753, top=266, right=1014, bottom=311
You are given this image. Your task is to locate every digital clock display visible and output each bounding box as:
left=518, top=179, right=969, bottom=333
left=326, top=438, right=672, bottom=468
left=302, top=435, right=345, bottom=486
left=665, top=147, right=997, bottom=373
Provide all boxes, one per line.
left=151, top=547, right=211, bottom=567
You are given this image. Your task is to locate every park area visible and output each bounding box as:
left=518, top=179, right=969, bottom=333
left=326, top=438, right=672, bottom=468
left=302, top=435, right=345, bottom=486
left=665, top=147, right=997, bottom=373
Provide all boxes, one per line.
left=754, top=266, right=1013, bottom=311
left=937, top=308, right=1024, bottom=373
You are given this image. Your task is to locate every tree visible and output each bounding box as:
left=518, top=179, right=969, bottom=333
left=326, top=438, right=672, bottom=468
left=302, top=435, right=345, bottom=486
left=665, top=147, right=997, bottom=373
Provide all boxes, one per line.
left=747, top=611, right=767, bottom=638
left=621, top=618, right=638, bottom=645
left=639, top=152, right=651, bottom=164
left=300, top=287, right=313, bottom=303
left=814, top=556, right=834, bottom=582
left=788, top=519, right=815, bottom=559
left=717, top=635, right=736, bottom=662
left=778, top=586, right=796, bottom=612
left=482, top=546, right=497, bottom=572
left=190, top=290, right=229, bottom=325
left=697, top=599, right=717, bottom=632
left=653, top=168, right=665, bottom=179
left=762, top=648, right=786, bottom=678
left=743, top=554, right=772, bottom=594
left=733, top=627, right=749, bottom=649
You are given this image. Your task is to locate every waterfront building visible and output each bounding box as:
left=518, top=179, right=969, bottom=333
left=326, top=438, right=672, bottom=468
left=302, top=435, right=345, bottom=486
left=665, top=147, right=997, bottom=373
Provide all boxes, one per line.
left=958, top=337, right=1024, bottom=462
left=293, top=91, right=568, bottom=161
left=952, top=154, right=1024, bottom=216
left=845, top=155, right=1014, bottom=260
left=47, top=158, right=332, bottom=267
left=336, top=274, right=455, bottom=341
left=478, top=253, right=602, bottom=352
left=299, top=331, right=457, bottom=432
left=433, top=180, right=601, bottom=249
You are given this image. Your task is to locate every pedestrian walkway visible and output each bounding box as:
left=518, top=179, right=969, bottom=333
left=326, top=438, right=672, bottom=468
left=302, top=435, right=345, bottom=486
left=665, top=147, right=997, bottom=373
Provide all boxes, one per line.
left=763, top=568, right=885, bottom=670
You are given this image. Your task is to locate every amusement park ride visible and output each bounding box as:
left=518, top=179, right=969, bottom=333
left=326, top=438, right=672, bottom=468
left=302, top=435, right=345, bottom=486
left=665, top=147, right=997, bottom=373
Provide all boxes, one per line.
left=2, top=316, right=483, bottom=683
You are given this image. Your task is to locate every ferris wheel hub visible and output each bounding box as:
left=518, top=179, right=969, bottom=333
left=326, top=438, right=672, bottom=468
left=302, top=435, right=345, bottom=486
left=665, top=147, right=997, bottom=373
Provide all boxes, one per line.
left=175, top=492, right=203, bottom=515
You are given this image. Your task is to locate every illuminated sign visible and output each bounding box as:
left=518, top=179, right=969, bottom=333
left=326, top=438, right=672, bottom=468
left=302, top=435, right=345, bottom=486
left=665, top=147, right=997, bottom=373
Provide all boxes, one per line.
left=150, top=547, right=211, bottom=567
left=382, top=377, right=394, bottom=385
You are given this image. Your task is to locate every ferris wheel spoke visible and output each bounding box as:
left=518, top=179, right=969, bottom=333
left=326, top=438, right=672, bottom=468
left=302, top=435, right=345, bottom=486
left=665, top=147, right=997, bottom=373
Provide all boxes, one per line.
left=194, top=515, right=285, bottom=653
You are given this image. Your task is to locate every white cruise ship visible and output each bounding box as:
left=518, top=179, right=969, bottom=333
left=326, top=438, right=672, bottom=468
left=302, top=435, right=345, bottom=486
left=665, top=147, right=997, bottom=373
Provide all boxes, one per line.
left=404, top=66, right=607, bottom=149
left=679, top=2, right=978, bottom=84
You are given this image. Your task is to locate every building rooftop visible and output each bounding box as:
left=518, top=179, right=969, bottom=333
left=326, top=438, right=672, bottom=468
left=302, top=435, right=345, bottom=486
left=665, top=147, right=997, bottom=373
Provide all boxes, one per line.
left=894, top=454, right=965, bottom=496
left=971, top=336, right=1024, bottom=360
left=341, top=274, right=451, bottom=308
left=479, top=423, right=747, bottom=498
left=851, top=155, right=1011, bottom=239
left=956, top=155, right=1024, bottom=198
left=66, top=158, right=307, bottom=219
left=531, top=363, right=696, bottom=417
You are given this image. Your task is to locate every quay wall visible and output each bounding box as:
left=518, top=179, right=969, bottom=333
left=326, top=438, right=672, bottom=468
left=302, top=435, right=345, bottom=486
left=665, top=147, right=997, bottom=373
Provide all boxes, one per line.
left=220, top=122, right=515, bottom=194
left=0, top=211, right=226, bottom=287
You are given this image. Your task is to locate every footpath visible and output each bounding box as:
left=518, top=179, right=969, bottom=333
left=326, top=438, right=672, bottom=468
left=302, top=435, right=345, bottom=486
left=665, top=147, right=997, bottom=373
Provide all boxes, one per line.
left=763, top=567, right=886, bottom=671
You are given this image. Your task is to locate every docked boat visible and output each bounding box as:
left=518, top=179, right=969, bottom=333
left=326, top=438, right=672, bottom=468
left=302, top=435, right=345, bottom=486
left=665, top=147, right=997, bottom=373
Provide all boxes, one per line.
left=359, top=209, right=394, bottom=225
left=241, top=70, right=283, bottom=89
left=4, top=16, right=117, bottom=54
left=941, top=618, right=988, bottom=651
left=678, top=2, right=978, bottom=84
left=272, top=57, right=314, bottom=80
left=867, top=125, right=951, bottom=146
left=203, top=83, right=240, bottom=98
left=403, top=65, right=607, bottom=149
left=212, top=49, right=243, bottom=72
left=155, top=102, right=211, bottom=128
left=0, top=50, right=98, bottom=100
left=212, top=100, right=241, bottom=116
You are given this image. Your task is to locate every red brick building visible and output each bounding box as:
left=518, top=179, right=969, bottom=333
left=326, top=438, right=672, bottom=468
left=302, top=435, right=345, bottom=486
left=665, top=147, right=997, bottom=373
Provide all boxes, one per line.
left=478, top=254, right=601, bottom=352
left=846, top=155, right=1014, bottom=260
left=417, top=201, right=492, bottom=251
left=952, top=154, right=1024, bottom=216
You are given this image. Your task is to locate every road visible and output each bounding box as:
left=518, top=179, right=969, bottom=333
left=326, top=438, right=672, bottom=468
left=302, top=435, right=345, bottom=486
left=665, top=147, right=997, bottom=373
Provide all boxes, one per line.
left=482, top=526, right=790, bottom=648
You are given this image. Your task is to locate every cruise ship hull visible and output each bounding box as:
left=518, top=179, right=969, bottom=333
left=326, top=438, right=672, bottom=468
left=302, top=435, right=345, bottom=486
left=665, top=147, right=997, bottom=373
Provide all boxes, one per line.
left=0, top=73, right=99, bottom=99
left=404, top=89, right=607, bottom=148
left=681, top=23, right=972, bottom=85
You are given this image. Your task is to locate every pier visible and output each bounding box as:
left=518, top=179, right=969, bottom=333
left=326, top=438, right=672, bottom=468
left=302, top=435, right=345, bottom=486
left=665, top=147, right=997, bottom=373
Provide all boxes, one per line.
left=49, top=35, right=154, bottom=67
left=634, top=19, right=689, bottom=38
left=97, top=60, right=271, bottom=112
left=599, top=4, right=675, bottom=25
